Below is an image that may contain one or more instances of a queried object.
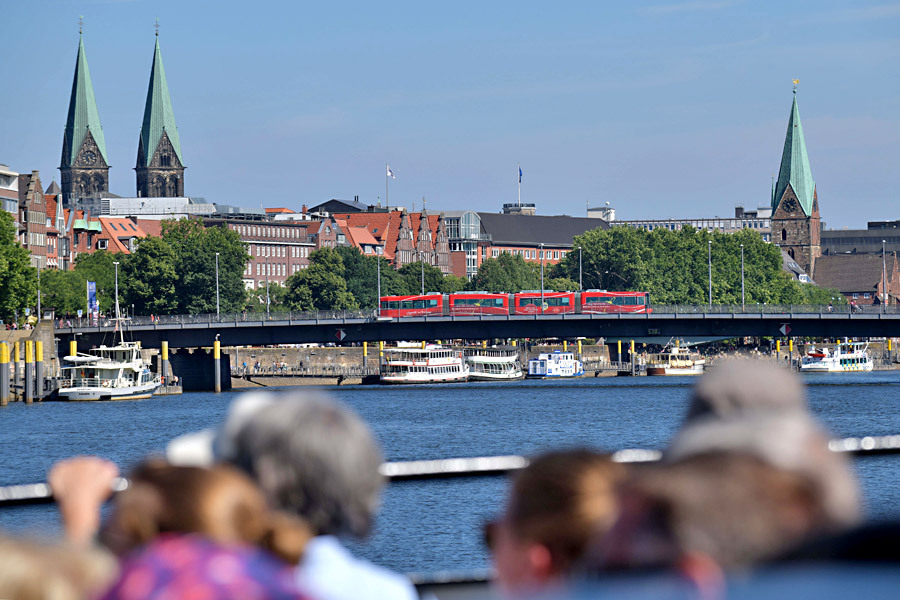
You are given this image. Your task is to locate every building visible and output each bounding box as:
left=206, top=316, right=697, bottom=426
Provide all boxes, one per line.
left=136, top=35, right=185, bottom=198
left=770, top=89, right=821, bottom=275
left=476, top=212, right=610, bottom=266
left=18, top=171, right=48, bottom=268
left=616, top=205, right=772, bottom=241
left=812, top=253, right=899, bottom=306
left=59, top=35, right=110, bottom=206
left=821, top=220, right=900, bottom=255
left=0, top=164, right=19, bottom=217
left=73, top=195, right=258, bottom=220
left=443, top=210, right=492, bottom=279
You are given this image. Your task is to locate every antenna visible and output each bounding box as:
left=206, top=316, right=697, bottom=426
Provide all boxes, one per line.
left=78, top=15, right=84, bottom=35
left=154, top=18, right=159, bottom=37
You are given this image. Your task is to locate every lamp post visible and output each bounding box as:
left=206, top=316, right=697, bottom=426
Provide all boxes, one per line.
left=578, top=246, right=582, bottom=291
left=420, top=251, right=425, bottom=295
left=883, top=240, right=888, bottom=312
left=113, top=261, right=120, bottom=319
left=215, top=252, right=220, bottom=318
left=265, top=257, right=270, bottom=318
left=36, top=266, right=41, bottom=322
left=707, top=240, right=712, bottom=308
left=539, top=243, right=545, bottom=312
left=376, top=252, right=382, bottom=316
left=740, top=244, right=745, bottom=310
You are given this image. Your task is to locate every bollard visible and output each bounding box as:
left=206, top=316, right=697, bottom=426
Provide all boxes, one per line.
left=13, top=341, right=19, bottom=392
left=363, top=341, right=368, bottom=369
left=511, top=339, right=517, bottom=347
left=563, top=340, right=568, bottom=352
left=0, top=343, right=8, bottom=406
left=630, top=340, right=636, bottom=376
left=161, top=341, right=169, bottom=390
left=213, top=340, right=221, bottom=393
left=617, top=340, right=622, bottom=362
left=24, top=341, right=33, bottom=404
left=482, top=339, right=487, bottom=349
left=35, top=341, right=43, bottom=401
left=789, top=338, right=794, bottom=353
left=577, top=339, right=582, bottom=356
left=69, top=339, right=77, bottom=358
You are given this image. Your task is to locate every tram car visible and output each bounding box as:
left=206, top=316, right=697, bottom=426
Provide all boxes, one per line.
left=378, top=290, right=651, bottom=317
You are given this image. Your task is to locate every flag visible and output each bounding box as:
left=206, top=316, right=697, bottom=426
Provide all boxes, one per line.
left=518, top=166, right=523, bottom=183
left=386, top=165, right=396, bottom=179
left=87, top=281, right=99, bottom=312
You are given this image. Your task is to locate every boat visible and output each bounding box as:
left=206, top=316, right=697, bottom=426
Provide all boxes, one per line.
left=646, top=345, right=705, bottom=376
left=380, top=344, right=469, bottom=384
left=58, top=336, right=162, bottom=401
left=526, top=351, right=584, bottom=378
left=800, top=342, right=873, bottom=373
left=465, top=346, right=524, bottom=381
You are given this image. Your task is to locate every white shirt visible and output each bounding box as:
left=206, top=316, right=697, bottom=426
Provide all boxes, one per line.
left=296, top=535, right=418, bottom=600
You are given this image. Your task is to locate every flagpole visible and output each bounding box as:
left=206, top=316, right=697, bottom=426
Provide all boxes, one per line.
left=517, top=162, right=521, bottom=206
left=385, top=163, right=389, bottom=209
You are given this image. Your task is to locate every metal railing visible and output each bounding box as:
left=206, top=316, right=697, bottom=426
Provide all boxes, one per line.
left=232, top=365, right=378, bottom=378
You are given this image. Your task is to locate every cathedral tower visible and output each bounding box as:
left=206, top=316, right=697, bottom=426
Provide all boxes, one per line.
left=135, top=34, right=185, bottom=197
left=60, top=33, right=110, bottom=205
left=771, top=88, right=821, bottom=275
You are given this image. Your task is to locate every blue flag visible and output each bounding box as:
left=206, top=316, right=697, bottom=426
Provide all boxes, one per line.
left=87, top=281, right=99, bottom=312
left=518, top=166, right=523, bottom=183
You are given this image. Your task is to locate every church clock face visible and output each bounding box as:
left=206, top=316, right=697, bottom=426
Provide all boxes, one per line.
left=782, top=198, right=798, bottom=213
left=82, top=150, right=97, bottom=166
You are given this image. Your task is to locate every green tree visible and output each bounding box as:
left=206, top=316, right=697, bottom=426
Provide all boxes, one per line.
left=468, top=253, right=540, bottom=292
left=336, top=247, right=405, bottom=309
left=284, top=248, right=358, bottom=310
left=38, top=269, right=84, bottom=316
left=0, top=211, right=36, bottom=321
left=245, top=282, right=288, bottom=313
left=122, top=237, right=178, bottom=315
left=398, top=261, right=448, bottom=295
left=74, top=250, right=125, bottom=314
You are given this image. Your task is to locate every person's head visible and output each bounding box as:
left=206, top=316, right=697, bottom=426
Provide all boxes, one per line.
left=487, top=449, right=626, bottom=595
left=103, top=460, right=311, bottom=563
left=223, top=391, right=384, bottom=539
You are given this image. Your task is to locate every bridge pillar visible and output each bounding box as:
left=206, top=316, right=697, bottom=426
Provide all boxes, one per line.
left=0, top=343, right=8, bottom=406
left=24, top=341, right=33, bottom=404
left=214, top=340, right=222, bottom=393
left=161, top=341, right=170, bottom=389
left=35, top=341, right=43, bottom=401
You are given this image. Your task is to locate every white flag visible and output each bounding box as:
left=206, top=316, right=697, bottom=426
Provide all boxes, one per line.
left=386, top=165, right=396, bottom=179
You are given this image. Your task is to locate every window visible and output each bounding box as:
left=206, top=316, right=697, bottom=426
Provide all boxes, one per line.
left=852, top=293, right=859, bottom=299
left=553, top=251, right=559, bottom=259
left=863, top=293, right=871, bottom=299
left=781, top=228, right=787, bottom=241
left=97, top=239, right=108, bottom=250
left=492, top=249, right=499, bottom=257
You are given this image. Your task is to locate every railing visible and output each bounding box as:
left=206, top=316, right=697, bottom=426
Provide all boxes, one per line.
left=232, top=365, right=378, bottom=378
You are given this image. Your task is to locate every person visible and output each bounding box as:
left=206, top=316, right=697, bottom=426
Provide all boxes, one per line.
left=486, top=449, right=626, bottom=596
left=167, top=391, right=418, bottom=600
left=49, top=456, right=312, bottom=600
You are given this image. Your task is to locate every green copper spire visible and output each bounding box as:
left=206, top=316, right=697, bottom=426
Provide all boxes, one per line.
left=62, top=35, right=108, bottom=166
left=138, top=36, right=183, bottom=167
left=772, top=90, right=815, bottom=215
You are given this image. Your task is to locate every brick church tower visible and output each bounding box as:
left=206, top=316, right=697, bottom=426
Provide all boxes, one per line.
left=771, top=88, right=821, bottom=275
left=135, top=33, right=185, bottom=197
left=59, top=33, right=110, bottom=206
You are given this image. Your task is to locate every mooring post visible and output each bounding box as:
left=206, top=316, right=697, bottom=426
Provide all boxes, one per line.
left=214, top=339, right=222, bottom=393
left=69, top=339, right=77, bottom=358
left=161, top=341, right=169, bottom=390
left=0, top=343, right=9, bottom=406
left=362, top=341, right=368, bottom=369
left=13, top=341, right=20, bottom=393
left=24, top=341, right=33, bottom=404
left=630, top=340, right=636, bottom=376
left=35, top=341, right=43, bottom=401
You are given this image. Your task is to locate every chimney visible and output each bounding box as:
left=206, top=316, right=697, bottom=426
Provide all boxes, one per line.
left=302, top=204, right=308, bottom=214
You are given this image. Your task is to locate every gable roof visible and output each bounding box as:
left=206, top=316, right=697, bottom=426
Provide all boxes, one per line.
left=812, top=254, right=888, bottom=293
left=333, top=210, right=441, bottom=260
left=45, top=180, right=62, bottom=195
left=62, top=36, right=108, bottom=166
left=310, top=199, right=370, bottom=214
left=139, top=37, right=183, bottom=167
left=773, top=91, right=815, bottom=215
left=476, top=212, right=609, bottom=246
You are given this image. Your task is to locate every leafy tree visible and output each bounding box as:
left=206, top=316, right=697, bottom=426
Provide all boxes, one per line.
left=284, top=248, right=358, bottom=310
left=122, top=237, right=178, bottom=315
left=468, top=253, right=540, bottom=292
left=336, top=247, right=405, bottom=309
left=440, top=274, right=467, bottom=293
left=74, top=250, right=126, bottom=314
left=245, top=282, right=288, bottom=313
left=38, top=269, right=84, bottom=316
left=546, top=277, right=579, bottom=292
left=0, top=211, right=36, bottom=321
left=398, top=261, right=449, bottom=295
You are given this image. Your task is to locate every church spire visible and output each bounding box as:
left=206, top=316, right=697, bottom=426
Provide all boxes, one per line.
left=772, top=87, right=815, bottom=216
left=136, top=30, right=185, bottom=197
left=62, top=34, right=109, bottom=168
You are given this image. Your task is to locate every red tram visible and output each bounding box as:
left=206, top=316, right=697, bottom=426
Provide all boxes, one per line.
left=379, top=290, right=651, bottom=317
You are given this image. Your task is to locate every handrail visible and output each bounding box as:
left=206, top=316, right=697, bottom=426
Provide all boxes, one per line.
left=1, top=434, right=897, bottom=508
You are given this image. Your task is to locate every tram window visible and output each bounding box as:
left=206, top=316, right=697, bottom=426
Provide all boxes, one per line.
left=428, top=299, right=438, bottom=307
left=495, top=299, right=505, bottom=307
left=639, top=296, right=646, bottom=305
left=613, top=297, right=625, bottom=305
left=562, top=297, right=570, bottom=306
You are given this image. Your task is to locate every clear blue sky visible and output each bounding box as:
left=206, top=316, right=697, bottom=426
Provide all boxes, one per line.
left=3, top=1, right=898, bottom=228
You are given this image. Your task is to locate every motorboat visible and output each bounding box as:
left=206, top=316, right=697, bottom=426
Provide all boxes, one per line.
left=646, top=345, right=705, bottom=376
left=800, top=342, right=873, bottom=372
left=380, top=344, right=469, bottom=384
left=58, top=335, right=162, bottom=401
left=526, top=351, right=584, bottom=378
left=465, top=346, right=524, bottom=381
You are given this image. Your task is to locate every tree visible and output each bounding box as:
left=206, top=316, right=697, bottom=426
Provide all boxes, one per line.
left=284, top=248, right=358, bottom=311
left=398, top=261, right=449, bottom=295
left=245, top=282, right=288, bottom=313
left=468, top=253, right=540, bottom=292
left=74, top=250, right=125, bottom=314
left=122, top=237, right=178, bottom=315
left=38, top=269, right=84, bottom=316
left=0, top=211, right=36, bottom=321
left=336, top=247, right=405, bottom=309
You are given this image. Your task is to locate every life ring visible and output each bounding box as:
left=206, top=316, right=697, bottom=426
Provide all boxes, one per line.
left=102, top=380, right=111, bottom=388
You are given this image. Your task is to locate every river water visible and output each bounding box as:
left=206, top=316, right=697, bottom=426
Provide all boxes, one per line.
left=1, top=373, right=899, bottom=575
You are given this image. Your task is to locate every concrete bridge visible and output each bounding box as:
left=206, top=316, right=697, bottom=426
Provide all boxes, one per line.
left=56, top=305, right=900, bottom=349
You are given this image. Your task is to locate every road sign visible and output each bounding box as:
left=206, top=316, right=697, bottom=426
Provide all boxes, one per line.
left=779, top=324, right=792, bottom=336
left=336, top=328, right=346, bottom=341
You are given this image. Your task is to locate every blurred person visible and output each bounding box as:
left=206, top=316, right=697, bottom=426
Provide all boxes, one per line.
left=168, top=391, right=418, bottom=600
left=485, top=449, right=626, bottom=596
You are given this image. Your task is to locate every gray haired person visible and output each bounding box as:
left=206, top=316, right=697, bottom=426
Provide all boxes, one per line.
left=168, top=391, right=417, bottom=600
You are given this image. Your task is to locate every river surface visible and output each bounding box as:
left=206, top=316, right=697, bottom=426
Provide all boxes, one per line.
left=1, top=373, right=899, bottom=575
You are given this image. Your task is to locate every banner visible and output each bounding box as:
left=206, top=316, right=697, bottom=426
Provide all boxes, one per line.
left=87, top=281, right=99, bottom=312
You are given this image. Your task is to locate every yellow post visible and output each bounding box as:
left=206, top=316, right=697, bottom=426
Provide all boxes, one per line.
left=69, top=340, right=77, bottom=357
left=24, top=341, right=32, bottom=364
left=482, top=340, right=487, bottom=349
left=511, top=339, right=517, bottom=346
left=0, top=342, right=8, bottom=406
left=675, top=338, right=680, bottom=347
left=563, top=340, right=568, bottom=351
left=889, top=339, right=893, bottom=351
left=617, top=340, right=622, bottom=360
left=161, top=341, right=169, bottom=361
left=577, top=339, right=582, bottom=355
left=213, top=340, right=222, bottom=393
left=379, top=340, right=384, bottom=358
left=776, top=339, right=781, bottom=353
left=630, top=340, right=635, bottom=353
left=13, top=341, right=19, bottom=364
left=24, top=341, right=33, bottom=404
left=35, top=341, right=43, bottom=363
left=789, top=339, right=794, bottom=352
left=363, top=341, right=368, bottom=356
left=421, top=340, right=426, bottom=349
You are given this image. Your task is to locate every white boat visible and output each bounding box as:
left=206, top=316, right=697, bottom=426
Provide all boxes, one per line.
left=380, top=344, right=469, bottom=384
left=800, top=342, right=873, bottom=373
left=526, top=351, right=584, bottom=378
left=58, top=338, right=162, bottom=401
left=646, top=345, right=705, bottom=376
left=465, top=346, right=524, bottom=381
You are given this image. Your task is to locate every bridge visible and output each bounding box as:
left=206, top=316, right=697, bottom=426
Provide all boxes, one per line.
left=56, top=305, right=900, bottom=349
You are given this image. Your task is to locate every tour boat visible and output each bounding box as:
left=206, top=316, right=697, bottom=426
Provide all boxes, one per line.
left=800, top=342, right=873, bottom=373
left=58, top=337, right=162, bottom=401
left=646, top=345, right=706, bottom=376
left=465, top=346, right=524, bottom=381
left=380, top=344, right=469, bottom=384
left=526, top=351, right=584, bottom=378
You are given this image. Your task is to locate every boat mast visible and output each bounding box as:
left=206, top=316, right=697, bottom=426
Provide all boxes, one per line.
left=113, top=261, right=124, bottom=345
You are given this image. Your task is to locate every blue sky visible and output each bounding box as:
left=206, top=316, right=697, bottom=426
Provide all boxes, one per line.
left=3, top=1, right=898, bottom=228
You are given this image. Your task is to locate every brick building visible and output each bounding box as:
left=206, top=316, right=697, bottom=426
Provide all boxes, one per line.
left=813, top=253, right=899, bottom=306
left=18, top=171, right=48, bottom=268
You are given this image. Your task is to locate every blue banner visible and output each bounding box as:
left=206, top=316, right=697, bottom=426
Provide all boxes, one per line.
left=87, top=281, right=99, bottom=312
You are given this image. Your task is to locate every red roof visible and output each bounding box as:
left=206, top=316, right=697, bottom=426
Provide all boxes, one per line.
left=265, top=207, right=295, bottom=214
left=334, top=210, right=440, bottom=262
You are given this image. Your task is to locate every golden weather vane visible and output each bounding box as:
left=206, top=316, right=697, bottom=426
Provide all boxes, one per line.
left=792, top=78, right=799, bottom=92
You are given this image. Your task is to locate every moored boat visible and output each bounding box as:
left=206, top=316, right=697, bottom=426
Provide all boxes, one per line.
left=646, top=345, right=705, bottom=376
left=380, top=344, right=469, bottom=384
left=800, top=342, right=873, bottom=372
left=526, top=351, right=584, bottom=378
left=58, top=338, right=162, bottom=401
left=465, top=346, right=524, bottom=381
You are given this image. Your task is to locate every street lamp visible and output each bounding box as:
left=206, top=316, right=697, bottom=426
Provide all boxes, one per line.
left=420, top=251, right=425, bottom=295
left=740, top=244, right=745, bottom=310
left=882, top=240, right=887, bottom=312
left=708, top=239, right=712, bottom=308
left=265, top=256, right=270, bottom=318
left=376, top=252, right=382, bottom=316
left=578, top=246, right=582, bottom=291
left=113, top=261, right=120, bottom=319
left=539, top=243, right=545, bottom=312
left=36, top=266, right=41, bottom=323
left=215, top=252, right=220, bottom=318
